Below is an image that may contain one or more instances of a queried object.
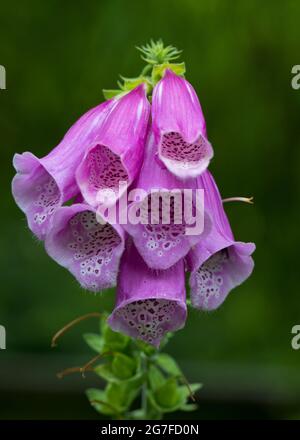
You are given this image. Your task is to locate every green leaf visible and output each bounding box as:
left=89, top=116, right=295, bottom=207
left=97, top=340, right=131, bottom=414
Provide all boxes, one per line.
left=83, top=333, right=103, bottom=353
left=155, top=353, right=182, bottom=377
left=152, top=62, right=186, bottom=83
left=94, top=363, right=116, bottom=382
left=102, top=326, right=129, bottom=352
left=86, top=388, right=117, bottom=416
left=127, top=409, right=146, bottom=420
left=111, top=353, right=136, bottom=380
left=105, top=380, right=140, bottom=413
left=135, top=339, right=157, bottom=356
left=148, top=378, right=201, bottom=414
left=148, top=365, right=165, bottom=391
left=102, top=89, right=123, bottom=99
left=154, top=377, right=180, bottom=409
left=100, top=313, right=109, bottom=334
left=180, top=403, right=198, bottom=412
left=177, top=383, right=202, bottom=404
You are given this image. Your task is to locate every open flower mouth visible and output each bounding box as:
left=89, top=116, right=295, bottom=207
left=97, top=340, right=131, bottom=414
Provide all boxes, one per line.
left=12, top=153, right=62, bottom=239
left=108, top=298, right=186, bottom=346
left=46, top=206, right=124, bottom=291
left=190, top=242, right=255, bottom=311
left=77, top=144, right=129, bottom=206
left=125, top=190, right=201, bottom=269
left=160, top=131, right=213, bottom=178
left=190, top=248, right=229, bottom=310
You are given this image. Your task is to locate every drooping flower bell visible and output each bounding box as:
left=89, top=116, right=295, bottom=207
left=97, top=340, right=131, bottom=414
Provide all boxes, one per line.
left=45, top=203, right=125, bottom=292
left=76, top=85, right=150, bottom=207
left=186, top=171, right=255, bottom=310
left=152, top=69, right=213, bottom=179
left=12, top=99, right=115, bottom=239
left=108, top=240, right=187, bottom=347
left=123, top=130, right=211, bottom=270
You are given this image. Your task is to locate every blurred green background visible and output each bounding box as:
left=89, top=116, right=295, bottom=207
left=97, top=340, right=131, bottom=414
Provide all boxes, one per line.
left=1, top=0, right=300, bottom=420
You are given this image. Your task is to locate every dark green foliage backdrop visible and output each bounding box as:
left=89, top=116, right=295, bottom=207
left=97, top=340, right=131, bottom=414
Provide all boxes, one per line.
left=0, top=0, right=300, bottom=419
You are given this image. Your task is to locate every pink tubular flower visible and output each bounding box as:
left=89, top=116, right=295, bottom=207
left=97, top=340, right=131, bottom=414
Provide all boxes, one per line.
left=123, top=131, right=211, bottom=270
left=186, top=171, right=255, bottom=311
left=108, top=241, right=187, bottom=347
left=12, top=99, right=114, bottom=239
left=76, top=85, right=150, bottom=207
left=152, top=69, right=213, bottom=179
left=45, top=204, right=125, bottom=292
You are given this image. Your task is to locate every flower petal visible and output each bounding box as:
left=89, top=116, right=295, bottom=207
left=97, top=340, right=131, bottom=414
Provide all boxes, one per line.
left=76, top=85, right=150, bottom=207
left=123, top=132, right=211, bottom=270
left=108, top=241, right=187, bottom=347
left=187, top=171, right=255, bottom=310
left=152, top=69, right=213, bottom=179
left=12, top=99, right=114, bottom=239
left=45, top=204, right=125, bottom=292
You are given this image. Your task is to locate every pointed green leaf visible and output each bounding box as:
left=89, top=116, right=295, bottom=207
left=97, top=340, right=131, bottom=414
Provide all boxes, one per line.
left=105, top=380, right=140, bottom=412
left=135, top=339, right=157, bottom=356
left=148, top=365, right=165, bottom=391
left=111, top=353, right=136, bottom=380
left=103, top=326, right=129, bottom=352
left=155, top=353, right=182, bottom=377
left=154, top=377, right=180, bottom=409
left=83, top=333, right=103, bottom=353
left=180, top=403, right=198, bottom=412
left=86, top=388, right=117, bottom=416
left=94, top=363, right=116, bottom=382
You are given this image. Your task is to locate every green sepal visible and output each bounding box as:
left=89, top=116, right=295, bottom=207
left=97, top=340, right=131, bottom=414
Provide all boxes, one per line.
left=94, top=363, right=117, bottom=382
left=105, top=378, right=142, bottom=413
left=155, top=353, right=182, bottom=377
left=152, top=62, right=186, bottom=84
left=180, top=403, right=198, bottom=412
left=102, top=325, right=130, bottom=352
left=128, top=406, right=162, bottom=420
left=154, top=377, right=180, bottom=409
left=102, top=89, right=123, bottom=99
left=148, top=382, right=202, bottom=414
left=83, top=333, right=103, bottom=353
left=94, top=358, right=143, bottom=385
left=148, top=365, right=165, bottom=391
left=134, top=339, right=157, bottom=356
left=111, top=353, right=137, bottom=380
left=86, top=388, right=118, bottom=416
left=120, top=76, right=152, bottom=93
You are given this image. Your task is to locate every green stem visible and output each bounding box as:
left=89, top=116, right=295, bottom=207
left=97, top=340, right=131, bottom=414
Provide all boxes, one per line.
left=140, top=64, right=152, bottom=77
left=141, top=353, right=148, bottom=416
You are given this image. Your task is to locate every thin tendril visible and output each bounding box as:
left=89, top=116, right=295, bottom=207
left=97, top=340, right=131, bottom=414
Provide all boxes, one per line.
left=180, top=375, right=196, bottom=402
left=80, top=351, right=114, bottom=377
left=57, top=351, right=115, bottom=379
left=222, top=196, right=254, bottom=205
left=51, top=312, right=102, bottom=348
left=57, top=366, right=94, bottom=379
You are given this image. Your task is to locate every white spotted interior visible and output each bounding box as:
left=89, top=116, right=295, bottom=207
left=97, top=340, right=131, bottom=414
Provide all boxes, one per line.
left=87, top=145, right=128, bottom=196
left=138, top=193, right=187, bottom=259
left=65, top=211, right=121, bottom=290
left=33, top=175, right=60, bottom=225
left=161, top=131, right=209, bottom=169
left=193, top=249, right=228, bottom=309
